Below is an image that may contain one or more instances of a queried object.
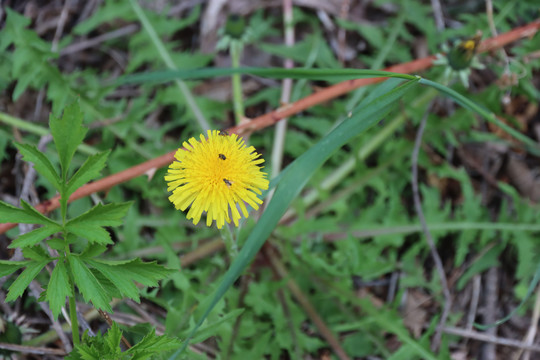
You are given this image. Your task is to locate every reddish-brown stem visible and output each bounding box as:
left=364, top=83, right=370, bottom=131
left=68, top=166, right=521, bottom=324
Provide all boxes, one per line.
left=1, top=20, right=539, bottom=235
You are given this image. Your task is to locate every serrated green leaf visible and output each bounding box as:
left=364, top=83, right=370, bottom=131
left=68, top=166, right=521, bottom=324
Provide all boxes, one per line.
left=9, top=223, right=62, bottom=248
left=71, top=345, right=101, bottom=360
left=65, top=202, right=132, bottom=244
left=92, top=258, right=174, bottom=287
left=67, top=223, right=113, bottom=245
left=189, top=309, right=244, bottom=344
left=0, top=199, right=56, bottom=225
left=66, top=150, right=110, bottom=197
left=6, top=259, right=49, bottom=302
left=14, top=143, right=61, bottom=190
left=69, top=255, right=112, bottom=312
left=90, top=268, right=122, bottom=299
left=85, top=259, right=139, bottom=301
left=47, top=260, right=72, bottom=319
left=127, top=328, right=180, bottom=358
left=49, top=101, right=88, bottom=179
left=0, top=260, right=29, bottom=277
left=80, top=243, right=108, bottom=258
left=47, top=238, right=65, bottom=251
left=22, top=245, right=51, bottom=261
left=104, top=322, right=123, bottom=352
left=67, top=202, right=132, bottom=227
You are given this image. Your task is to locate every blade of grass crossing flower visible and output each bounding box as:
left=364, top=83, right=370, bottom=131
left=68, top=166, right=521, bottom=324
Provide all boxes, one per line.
left=419, top=78, right=540, bottom=156
left=170, top=77, right=420, bottom=356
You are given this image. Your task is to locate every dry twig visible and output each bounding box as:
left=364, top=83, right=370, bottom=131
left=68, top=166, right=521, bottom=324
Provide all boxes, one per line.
left=411, top=106, right=452, bottom=351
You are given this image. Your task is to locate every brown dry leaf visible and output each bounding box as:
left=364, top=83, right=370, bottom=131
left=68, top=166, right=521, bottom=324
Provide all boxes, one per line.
left=487, top=115, right=524, bottom=146
left=402, top=289, right=431, bottom=338
left=320, top=350, right=332, bottom=360
left=356, top=288, right=384, bottom=308
left=488, top=96, right=537, bottom=150
left=503, top=95, right=537, bottom=131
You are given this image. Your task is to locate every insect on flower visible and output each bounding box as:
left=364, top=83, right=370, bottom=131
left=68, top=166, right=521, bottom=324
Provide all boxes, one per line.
left=165, top=130, right=269, bottom=229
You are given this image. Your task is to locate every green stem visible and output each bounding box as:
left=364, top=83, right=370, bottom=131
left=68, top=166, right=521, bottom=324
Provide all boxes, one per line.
left=219, top=224, right=238, bottom=258
left=63, top=229, right=79, bottom=345
left=68, top=279, right=80, bottom=346
left=230, top=41, right=244, bottom=124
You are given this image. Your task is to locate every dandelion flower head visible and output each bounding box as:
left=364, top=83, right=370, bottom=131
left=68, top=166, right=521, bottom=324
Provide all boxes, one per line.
left=165, top=130, right=269, bottom=229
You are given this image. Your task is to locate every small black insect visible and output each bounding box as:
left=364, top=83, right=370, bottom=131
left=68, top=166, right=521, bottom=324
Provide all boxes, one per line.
left=219, top=153, right=226, bottom=160
left=223, top=178, right=232, bottom=187
left=219, top=130, right=229, bottom=136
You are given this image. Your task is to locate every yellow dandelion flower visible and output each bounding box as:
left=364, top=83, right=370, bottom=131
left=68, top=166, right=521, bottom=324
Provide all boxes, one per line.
left=165, top=130, right=269, bottom=229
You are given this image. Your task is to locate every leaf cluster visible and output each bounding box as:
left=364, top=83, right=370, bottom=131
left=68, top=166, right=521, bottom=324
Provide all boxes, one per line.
left=0, top=102, right=173, bottom=320
left=66, top=322, right=179, bottom=360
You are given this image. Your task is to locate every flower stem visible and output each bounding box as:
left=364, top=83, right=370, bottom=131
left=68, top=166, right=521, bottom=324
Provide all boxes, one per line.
left=230, top=40, right=244, bottom=124
left=65, top=236, right=79, bottom=346
left=220, top=224, right=238, bottom=258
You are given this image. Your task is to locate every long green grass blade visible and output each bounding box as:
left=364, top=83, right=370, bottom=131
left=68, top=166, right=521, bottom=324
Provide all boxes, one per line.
left=118, top=67, right=418, bottom=85
left=419, top=78, right=540, bottom=155
left=170, top=77, right=420, bottom=357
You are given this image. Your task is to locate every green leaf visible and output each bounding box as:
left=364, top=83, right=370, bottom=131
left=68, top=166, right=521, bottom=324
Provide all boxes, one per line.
left=104, top=322, right=123, bottom=353
left=188, top=309, right=244, bottom=344
left=67, top=223, right=114, bottom=245
left=66, top=202, right=132, bottom=245
left=14, top=143, right=61, bottom=190
left=9, top=223, right=62, bottom=248
left=91, top=268, right=123, bottom=299
left=22, top=245, right=51, bottom=260
left=85, top=259, right=140, bottom=301
left=0, top=260, right=29, bottom=277
left=173, top=77, right=420, bottom=355
left=68, top=255, right=112, bottom=312
left=6, top=259, right=50, bottom=302
left=90, top=258, right=174, bottom=287
left=66, top=343, right=101, bottom=360
left=49, top=101, right=88, bottom=179
left=46, top=260, right=72, bottom=319
left=66, top=150, right=110, bottom=197
left=83, top=258, right=173, bottom=303
left=68, top=202, right=132, bottom=226
left=0, top=199, right=57, bottom=225
left=127, top=328, right=180, bottom=358
left=47, top=238, right=65, bottom=251
left=80, top=244, right=108, bottom=258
